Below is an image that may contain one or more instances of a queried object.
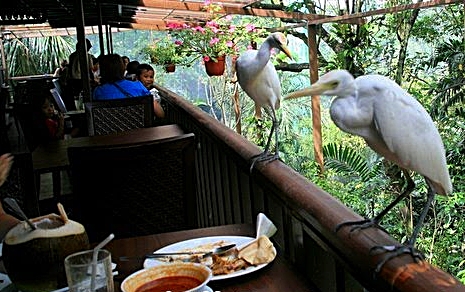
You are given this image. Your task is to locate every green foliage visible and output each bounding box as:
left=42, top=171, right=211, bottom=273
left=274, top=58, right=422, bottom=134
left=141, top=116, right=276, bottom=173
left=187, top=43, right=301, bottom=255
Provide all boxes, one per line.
left=142, top=37, right=187, bottom=66
left=426, top=39, right=465, bottom=120
left=5, top=39, right=38, bottom=76
left=415, top=192, right=465, bottom=277
left=5, top=36, right=73, bottom=76
left=323, top=143, right=383, bottom=182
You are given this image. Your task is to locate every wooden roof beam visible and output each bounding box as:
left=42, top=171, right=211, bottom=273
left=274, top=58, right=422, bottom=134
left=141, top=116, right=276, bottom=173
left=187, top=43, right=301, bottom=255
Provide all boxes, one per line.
left=111, top=22, right=170, bottom=30
left=102, top=0, right=361, bottom=24
left=307, top=0, right=462, bottom=25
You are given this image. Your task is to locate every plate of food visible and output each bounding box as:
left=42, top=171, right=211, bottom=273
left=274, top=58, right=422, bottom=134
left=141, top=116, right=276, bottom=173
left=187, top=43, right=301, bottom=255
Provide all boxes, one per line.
left=143, top=235, right=276, bottom=281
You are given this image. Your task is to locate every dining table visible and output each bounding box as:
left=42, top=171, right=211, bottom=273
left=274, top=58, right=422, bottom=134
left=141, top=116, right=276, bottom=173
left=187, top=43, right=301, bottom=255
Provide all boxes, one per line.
left=107, top=224, right=315, bottom=292
left=32, top=124, right=186, bottom=198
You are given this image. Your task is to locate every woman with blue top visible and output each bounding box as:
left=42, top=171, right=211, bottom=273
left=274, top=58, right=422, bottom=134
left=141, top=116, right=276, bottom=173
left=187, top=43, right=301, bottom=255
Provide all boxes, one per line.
left=93, top=54, right=165, bottom=119
left=93, top=54, right=150, bottom=100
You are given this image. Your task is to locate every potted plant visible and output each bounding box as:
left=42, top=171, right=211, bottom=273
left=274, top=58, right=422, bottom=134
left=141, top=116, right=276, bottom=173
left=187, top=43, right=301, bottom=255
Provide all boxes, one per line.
left=167, top=0, right=262, bottom=75
left=143, top=38, right=186, bottom=72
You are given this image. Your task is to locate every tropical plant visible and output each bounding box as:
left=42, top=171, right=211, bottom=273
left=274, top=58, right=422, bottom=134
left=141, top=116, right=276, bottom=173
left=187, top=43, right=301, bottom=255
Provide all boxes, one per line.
left=323, top=143, right=383, bottom=182
left=5, top=36, right=73, bottom=77
left=142, top=37, right=186, bottom=66
left=167, top=0, right=262, bottom=62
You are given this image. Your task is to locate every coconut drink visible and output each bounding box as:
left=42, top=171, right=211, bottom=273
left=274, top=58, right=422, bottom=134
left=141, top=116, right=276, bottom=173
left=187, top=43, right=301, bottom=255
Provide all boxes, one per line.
left=2, top=211, right=89, bottom=292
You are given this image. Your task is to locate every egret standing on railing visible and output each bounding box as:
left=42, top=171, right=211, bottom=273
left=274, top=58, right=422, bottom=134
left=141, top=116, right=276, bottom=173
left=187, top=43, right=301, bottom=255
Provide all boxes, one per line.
left=284, top=69, right=452, bottom=272
left=235, top=32, right=292, bottom=172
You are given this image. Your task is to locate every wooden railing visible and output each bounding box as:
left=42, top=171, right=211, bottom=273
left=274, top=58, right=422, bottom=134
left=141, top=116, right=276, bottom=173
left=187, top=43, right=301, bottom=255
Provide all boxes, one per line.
left=155, top=84, right=465, bottom=292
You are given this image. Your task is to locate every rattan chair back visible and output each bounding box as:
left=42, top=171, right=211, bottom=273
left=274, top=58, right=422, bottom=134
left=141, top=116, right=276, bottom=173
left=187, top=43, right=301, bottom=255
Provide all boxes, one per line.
left=67, top=132, right=197, bottom=241
left=86, top=95, right=153, bottom=136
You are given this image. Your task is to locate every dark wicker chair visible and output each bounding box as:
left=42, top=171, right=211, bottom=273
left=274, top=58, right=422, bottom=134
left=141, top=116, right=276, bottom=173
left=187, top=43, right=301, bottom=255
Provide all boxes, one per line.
left=86, top=95, right=153, bottom=136
left=67, top=132, right=197, bottom=242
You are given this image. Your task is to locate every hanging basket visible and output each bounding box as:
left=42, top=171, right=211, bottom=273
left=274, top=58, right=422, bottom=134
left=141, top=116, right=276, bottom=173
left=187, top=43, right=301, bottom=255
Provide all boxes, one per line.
left=164, top=64, right=176, bottom=73
left=204, top=56, right=226, bottom=76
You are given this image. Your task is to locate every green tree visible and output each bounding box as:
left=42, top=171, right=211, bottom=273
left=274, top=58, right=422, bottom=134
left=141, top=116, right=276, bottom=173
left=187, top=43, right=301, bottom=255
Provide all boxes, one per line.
left=5, top=36, right=73, bottom=77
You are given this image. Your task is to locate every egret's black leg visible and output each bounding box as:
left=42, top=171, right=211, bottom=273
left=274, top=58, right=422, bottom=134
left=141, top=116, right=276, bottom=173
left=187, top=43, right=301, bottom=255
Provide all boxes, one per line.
left=262, top=119, right=275, bottom=155
left=370, top=182, right=435, bottom=273
left=273, top=118, right=280, bottom=158
left=335, top=169, right=415, bottom=233
left=249, top=122, right=279, bottom=173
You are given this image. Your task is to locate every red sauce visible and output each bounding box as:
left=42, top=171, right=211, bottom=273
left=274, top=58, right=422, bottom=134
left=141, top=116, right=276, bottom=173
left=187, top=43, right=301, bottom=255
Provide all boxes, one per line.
left=135, top=276, right=202, bottom=292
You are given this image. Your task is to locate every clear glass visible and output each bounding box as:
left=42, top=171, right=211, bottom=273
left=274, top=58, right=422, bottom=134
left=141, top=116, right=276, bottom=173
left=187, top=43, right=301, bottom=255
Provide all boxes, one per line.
left=64, top=249, right=114, bottom=292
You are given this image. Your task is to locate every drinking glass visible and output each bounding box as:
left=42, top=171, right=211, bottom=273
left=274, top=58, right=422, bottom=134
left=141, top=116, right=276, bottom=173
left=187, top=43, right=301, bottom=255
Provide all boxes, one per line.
left=64, top=249, right=114, bottom=292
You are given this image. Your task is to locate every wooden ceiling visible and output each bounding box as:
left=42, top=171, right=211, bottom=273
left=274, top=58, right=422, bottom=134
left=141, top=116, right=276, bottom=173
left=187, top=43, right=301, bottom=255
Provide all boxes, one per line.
left=1, top=0, right=461, bottom=38
left=0, top=0, right=317, bottom=38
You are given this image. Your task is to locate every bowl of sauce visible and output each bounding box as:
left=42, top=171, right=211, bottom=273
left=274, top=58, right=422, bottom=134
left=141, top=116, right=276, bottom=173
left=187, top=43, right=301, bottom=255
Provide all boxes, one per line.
left=121, top=262, right=212, bottom=292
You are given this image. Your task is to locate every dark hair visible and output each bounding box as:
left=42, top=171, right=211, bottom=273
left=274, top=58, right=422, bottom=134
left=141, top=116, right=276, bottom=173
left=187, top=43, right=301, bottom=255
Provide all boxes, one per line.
left=136, top=63, right=154, bottom=78
left=99, top=54, right=125, bottom=83
left=126, top=61, right=140, bottom=75
left=32, top=90, right=53, bottom=116
left=76, top=38, right=92, bottom=50
left=31, top=92, right=55, bottom=148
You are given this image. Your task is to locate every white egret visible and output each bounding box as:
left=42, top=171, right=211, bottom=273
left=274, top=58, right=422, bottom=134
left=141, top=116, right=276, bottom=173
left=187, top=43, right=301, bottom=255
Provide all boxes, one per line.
left=284, top=69, right=452, bottom=271
left=235, top=32, right=292, bottom=172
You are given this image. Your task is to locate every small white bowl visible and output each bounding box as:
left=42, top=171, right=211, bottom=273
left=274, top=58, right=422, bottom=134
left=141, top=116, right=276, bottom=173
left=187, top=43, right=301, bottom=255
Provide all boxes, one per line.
left=121, top=262, right=212, bottom=292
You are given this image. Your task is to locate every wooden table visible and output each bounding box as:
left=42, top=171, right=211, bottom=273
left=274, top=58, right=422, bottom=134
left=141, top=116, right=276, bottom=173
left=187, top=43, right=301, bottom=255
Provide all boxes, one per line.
left=106, top=224, right=315, bottom=292
left=32, top=124, right=185, bottom=197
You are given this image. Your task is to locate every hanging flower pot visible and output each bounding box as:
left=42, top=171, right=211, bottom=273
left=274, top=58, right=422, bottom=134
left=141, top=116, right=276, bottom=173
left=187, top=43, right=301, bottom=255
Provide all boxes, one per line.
left=204, top=56, right=226, bottom=76
left=165, top=63, right=176, bottom=73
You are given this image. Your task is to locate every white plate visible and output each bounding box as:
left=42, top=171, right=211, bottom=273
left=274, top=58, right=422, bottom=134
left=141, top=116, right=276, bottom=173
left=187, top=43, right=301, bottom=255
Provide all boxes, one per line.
left=143, top=236, right=274, bottom=281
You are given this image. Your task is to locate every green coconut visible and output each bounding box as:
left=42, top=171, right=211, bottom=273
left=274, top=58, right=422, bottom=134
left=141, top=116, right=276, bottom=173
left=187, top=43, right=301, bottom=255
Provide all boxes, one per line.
left=2, top=213, right=89, bottom=292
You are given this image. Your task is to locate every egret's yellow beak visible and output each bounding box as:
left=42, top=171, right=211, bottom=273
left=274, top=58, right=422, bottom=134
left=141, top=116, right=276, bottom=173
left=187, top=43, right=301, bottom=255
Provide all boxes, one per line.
left=284, top=83, right=329, bottom=100
left=280, top=43, right=293, bottom=60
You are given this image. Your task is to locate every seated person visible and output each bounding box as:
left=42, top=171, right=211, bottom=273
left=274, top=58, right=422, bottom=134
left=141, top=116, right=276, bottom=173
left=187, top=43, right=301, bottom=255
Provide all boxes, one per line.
left=32, top=93, right=65, bottom=149
left=125, top=60, right=140, bottom=81
left=136, top=63, right=156, bottom=90
left=122, top=55, right=130, bottom=70
left=136, top=63, right=165, bottom=119
left=91, top=55, right=100, bottom=87
left=93, top=54, right=149, bottom=100
left=53, top=60, right=68, bottom=77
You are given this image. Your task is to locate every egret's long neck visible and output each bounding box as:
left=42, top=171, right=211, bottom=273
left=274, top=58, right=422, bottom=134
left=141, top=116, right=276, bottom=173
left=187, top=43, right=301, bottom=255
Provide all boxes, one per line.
left=256, top=39, right=273, bottom=68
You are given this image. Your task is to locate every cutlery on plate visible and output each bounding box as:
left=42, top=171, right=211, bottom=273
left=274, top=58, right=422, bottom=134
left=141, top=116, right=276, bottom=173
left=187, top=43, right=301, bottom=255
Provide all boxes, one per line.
left=119, top=243, right=236, bottom=261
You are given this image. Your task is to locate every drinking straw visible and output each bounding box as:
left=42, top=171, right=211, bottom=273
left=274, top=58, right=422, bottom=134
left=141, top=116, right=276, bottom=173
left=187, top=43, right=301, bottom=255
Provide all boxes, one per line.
left=91, top=233, right=115, bottom=291
left=57, top=203, right=69, bottom=223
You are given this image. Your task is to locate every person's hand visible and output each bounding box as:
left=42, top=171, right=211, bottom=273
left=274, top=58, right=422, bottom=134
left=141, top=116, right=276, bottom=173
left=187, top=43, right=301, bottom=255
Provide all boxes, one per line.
left=0, top=153, right=13, bottom=187
left=58, top=112, right=65, bottom=123
left=0, top=153, right=20, bottom=244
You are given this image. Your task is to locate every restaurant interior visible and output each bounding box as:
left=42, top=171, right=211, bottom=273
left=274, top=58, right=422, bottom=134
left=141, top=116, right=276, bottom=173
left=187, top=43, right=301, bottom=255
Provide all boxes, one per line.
left=0, top=0, right=463, bottom=291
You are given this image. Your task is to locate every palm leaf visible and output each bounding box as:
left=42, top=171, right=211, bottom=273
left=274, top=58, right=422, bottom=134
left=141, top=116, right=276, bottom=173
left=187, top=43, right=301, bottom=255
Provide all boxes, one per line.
left=323, top=143, right=379, bottom=182
left=5, top=36, right=73, bottom=77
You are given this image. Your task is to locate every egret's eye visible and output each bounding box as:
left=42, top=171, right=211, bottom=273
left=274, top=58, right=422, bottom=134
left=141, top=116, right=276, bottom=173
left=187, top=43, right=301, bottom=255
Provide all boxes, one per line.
left=330, top=81, right=339, bottom=88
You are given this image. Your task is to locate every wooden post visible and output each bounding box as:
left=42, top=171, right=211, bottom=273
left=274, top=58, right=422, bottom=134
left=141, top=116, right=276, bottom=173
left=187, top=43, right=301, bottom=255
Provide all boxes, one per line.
left=308, top=24, right=324, bottom=173
left=96, top=0, right=106, bottom=57
left=75, top=0, right=92, bottom=102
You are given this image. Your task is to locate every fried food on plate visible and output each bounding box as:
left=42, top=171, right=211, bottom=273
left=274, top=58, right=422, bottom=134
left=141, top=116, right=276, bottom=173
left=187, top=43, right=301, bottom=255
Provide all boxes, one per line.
left=238, top=235, right=276, bottom=265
